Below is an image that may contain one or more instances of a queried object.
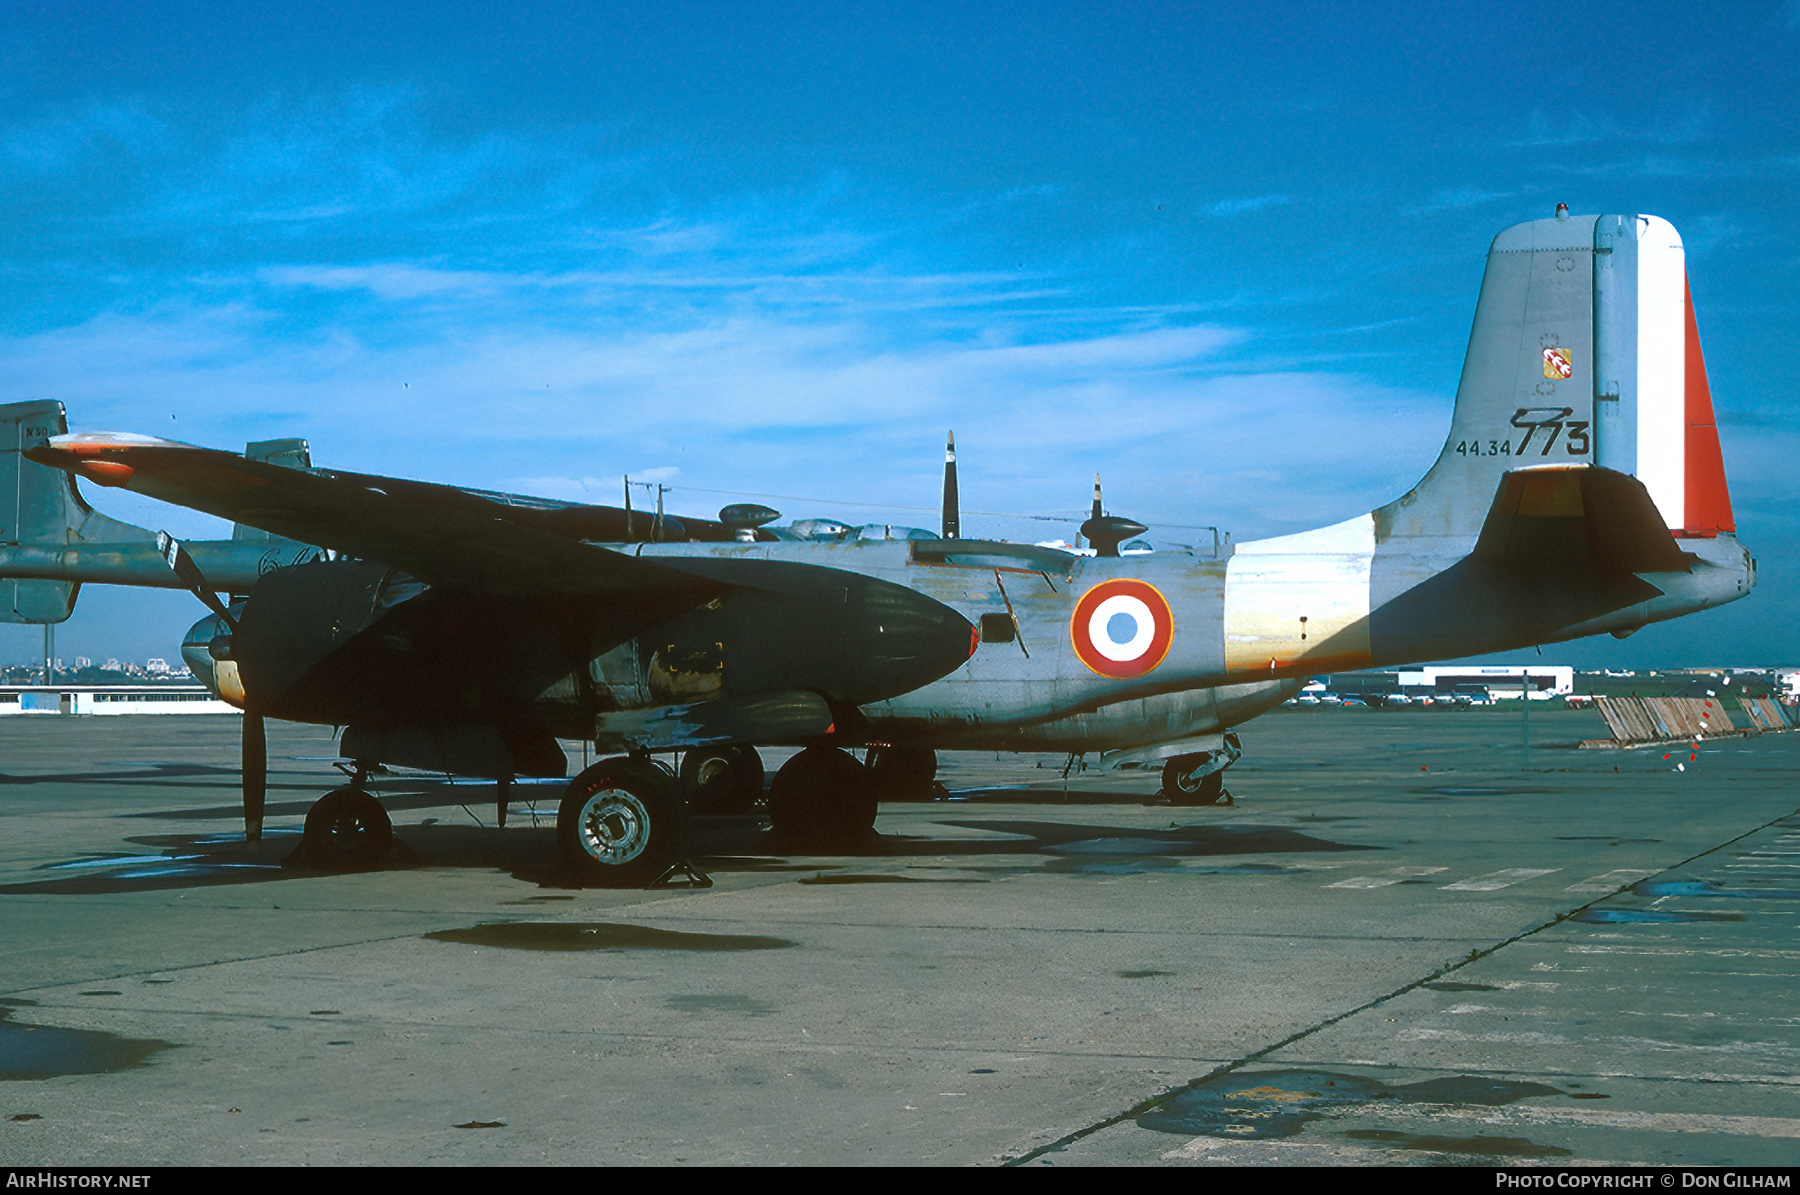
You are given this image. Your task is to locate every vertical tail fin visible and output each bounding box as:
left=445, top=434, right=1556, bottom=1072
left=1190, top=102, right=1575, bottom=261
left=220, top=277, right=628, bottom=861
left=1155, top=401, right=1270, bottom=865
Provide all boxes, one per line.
left=1379, top=211, right=1734, bottom=546
left=235, top=438, right=312, bottom=541
left=0, top=401, right=83, bottom=621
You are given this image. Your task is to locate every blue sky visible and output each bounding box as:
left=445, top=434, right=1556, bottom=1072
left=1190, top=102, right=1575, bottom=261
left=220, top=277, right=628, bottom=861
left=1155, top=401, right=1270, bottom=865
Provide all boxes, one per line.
left=2, top=1, right=1797, bottom=669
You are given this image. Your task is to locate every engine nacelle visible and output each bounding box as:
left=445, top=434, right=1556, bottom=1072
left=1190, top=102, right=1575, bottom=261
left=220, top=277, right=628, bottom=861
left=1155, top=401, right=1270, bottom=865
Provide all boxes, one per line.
left=180, top=555, right=976, bottom=742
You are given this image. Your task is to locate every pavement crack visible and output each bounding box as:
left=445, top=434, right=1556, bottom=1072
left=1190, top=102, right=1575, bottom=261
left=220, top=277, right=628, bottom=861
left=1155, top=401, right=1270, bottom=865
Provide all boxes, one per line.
left=1003, top=803, right=1800, bottom=1166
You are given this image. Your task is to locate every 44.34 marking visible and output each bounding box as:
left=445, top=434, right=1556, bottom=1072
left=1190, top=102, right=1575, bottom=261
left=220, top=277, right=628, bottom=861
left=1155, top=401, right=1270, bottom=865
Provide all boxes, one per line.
left=1455, top=407, right=1591, bottom=458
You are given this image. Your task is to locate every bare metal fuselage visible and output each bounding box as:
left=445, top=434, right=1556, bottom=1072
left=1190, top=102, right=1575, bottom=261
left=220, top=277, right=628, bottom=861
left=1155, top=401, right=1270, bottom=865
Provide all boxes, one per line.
left=605, top=522, right=1751, bottom=755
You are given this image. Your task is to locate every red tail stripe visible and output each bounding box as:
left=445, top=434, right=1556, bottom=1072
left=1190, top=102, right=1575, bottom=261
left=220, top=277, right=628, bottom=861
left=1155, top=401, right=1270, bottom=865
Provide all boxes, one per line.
left=1681, top=275, right=1734, bottom=536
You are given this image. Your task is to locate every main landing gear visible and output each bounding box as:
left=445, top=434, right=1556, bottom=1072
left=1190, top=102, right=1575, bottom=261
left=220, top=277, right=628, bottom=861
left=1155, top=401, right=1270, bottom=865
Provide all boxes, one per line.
left=297, top=765, right=394, bottom=868
left=556, top=756, right=688, bottom=886
left=678, top=744, right=766, bottom=815
left=1160, top=734, right=1243, bottom=807
left=768, top=747, right=879, bottom=849
left=865, top=744, right=940, bottom=800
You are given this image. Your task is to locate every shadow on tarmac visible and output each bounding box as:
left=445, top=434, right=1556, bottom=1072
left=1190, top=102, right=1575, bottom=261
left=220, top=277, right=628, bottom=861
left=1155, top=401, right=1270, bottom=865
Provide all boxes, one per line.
left=0, top=806, right=1377, bottom=895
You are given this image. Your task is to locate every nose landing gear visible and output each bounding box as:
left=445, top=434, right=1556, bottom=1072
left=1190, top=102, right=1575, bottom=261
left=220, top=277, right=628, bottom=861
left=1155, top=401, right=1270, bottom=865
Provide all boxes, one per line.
left=297, top=764, right=394, bottom=867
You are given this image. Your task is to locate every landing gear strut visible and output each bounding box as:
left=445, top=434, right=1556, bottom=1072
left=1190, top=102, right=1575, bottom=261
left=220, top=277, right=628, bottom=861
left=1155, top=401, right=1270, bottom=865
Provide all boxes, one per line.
left=1161, top=735, right=1242, bottom=807
left=768, top=747, right=877, bottom=848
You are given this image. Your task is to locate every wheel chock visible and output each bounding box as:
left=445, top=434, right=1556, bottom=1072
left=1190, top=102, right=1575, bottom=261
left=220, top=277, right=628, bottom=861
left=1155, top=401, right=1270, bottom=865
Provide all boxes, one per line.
left=649, top=859, right=713, bottom=889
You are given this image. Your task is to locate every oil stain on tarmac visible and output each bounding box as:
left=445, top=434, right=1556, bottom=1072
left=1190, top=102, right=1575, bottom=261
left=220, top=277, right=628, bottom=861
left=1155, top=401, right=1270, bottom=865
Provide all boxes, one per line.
left=0, top=833, right=297, bottom=896
left=938, top=820, right=1376, bottom=866
left=1636, top=878, right=1800, bottom=901
left=664, top=994, right=779, bottom=1017
left=1138, top=1069, right=1567, bottom=1142
left=1574, top=908, right=1745, bottom=924
left=0, top=1008, right=174, bottom=1081
left=423, top=922, right=797, bottom=951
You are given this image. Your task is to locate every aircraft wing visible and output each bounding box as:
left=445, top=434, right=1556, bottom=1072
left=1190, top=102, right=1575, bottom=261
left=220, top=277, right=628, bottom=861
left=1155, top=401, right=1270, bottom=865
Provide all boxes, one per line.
left=26, top=434, right=720, bottom=600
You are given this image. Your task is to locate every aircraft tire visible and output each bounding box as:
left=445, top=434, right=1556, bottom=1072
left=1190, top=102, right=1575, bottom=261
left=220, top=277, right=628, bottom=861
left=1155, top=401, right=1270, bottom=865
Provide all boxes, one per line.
left=681, top=745, right=764, bottom=815
left=301, top=785, right=394, bottom=868
left=768, top=747, right=877, bottom=848
left=1163, top=755, right=1227, bottom=807
left=866, top=745, right=937, bottom=800
left=557, top=758, right=687, bottom=886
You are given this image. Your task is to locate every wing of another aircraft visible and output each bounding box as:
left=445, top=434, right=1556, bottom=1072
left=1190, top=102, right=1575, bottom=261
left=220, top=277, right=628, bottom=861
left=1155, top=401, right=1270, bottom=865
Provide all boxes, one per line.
left=27, top=434, right=721, bottom=601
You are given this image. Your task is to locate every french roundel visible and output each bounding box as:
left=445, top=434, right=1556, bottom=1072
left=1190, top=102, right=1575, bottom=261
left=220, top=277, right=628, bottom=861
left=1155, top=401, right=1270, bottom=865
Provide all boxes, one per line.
left=1070, top=579, right=1174, bottom=679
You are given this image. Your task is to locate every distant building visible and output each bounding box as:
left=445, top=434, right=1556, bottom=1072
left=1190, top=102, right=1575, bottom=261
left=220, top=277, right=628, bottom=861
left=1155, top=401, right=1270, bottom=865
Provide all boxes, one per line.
left=1396, top=665, right=1573, bottom=699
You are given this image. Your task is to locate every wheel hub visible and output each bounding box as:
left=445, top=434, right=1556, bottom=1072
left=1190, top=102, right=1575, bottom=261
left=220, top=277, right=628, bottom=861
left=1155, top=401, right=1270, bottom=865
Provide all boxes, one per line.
left=577, top=789, right=652, bottom=865
left=694, top=756, right=732, bottom=792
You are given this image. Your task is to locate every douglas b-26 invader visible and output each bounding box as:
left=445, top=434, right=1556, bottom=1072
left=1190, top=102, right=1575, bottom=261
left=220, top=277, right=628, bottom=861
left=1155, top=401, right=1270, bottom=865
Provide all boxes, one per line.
left=0, top=208, right=1753, bottom=885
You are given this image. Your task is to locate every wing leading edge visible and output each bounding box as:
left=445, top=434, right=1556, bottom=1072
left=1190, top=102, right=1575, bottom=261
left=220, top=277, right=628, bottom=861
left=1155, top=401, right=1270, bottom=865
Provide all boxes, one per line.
left=27, top=434, right=714, bottom=600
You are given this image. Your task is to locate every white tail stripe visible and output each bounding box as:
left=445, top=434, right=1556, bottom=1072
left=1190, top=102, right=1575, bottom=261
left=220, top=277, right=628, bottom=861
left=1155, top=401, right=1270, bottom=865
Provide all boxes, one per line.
left=1636, top=215, right=1686, bottom=530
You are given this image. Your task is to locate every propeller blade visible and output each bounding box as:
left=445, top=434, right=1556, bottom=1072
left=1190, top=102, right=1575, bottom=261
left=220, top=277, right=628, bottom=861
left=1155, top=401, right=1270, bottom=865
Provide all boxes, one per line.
left=242, top=705, right=266, bottom=844
left=156, top=531, right=236, bottom=627
left=941, top=431, right=960, bottom=540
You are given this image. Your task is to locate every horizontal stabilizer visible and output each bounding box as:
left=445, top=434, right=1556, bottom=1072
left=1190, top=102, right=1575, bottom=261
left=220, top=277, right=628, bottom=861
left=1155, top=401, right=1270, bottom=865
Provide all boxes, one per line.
left=1370, top=464, right=1693, bottom=661
left=1470, top=465, right=1694, bottom=575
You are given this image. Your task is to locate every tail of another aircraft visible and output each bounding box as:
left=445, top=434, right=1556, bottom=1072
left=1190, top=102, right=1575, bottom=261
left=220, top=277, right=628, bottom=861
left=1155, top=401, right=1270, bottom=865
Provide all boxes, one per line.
left=234, top=438, right=312, bottom=540
left=0, top=401, right=155, bottom=622
left=1380, top=210, right=1734, bottom=546
left=0, top=403, right=322, bottom=622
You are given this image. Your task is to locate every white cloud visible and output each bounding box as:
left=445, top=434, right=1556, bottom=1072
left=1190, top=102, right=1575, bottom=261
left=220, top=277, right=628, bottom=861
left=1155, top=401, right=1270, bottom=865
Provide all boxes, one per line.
left=0, top=286, right=1442, bottom=546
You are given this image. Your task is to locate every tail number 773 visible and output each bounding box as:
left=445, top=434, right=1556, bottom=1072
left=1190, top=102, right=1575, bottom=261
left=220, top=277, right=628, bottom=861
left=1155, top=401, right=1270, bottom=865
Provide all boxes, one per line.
left=1454, top=408, right=1591, bottom=458
left=1510, top=407, right=1589, bottom=455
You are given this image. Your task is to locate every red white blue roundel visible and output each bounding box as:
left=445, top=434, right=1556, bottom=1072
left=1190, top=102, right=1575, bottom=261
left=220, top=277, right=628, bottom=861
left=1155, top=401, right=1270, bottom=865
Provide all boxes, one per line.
left=1070, top=579, right=1174, bottom=679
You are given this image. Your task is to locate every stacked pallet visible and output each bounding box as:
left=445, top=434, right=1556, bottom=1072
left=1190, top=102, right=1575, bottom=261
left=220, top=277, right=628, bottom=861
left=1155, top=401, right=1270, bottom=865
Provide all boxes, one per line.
left=1738, top=695, right=1796, bottom=732
left=1584, top=695, right=1741, bottom=748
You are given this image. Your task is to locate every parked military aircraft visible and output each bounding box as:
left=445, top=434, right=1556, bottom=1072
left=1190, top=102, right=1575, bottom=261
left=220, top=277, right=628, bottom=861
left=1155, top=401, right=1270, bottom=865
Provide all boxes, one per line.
left=7, top=209, right=1754, bottom=885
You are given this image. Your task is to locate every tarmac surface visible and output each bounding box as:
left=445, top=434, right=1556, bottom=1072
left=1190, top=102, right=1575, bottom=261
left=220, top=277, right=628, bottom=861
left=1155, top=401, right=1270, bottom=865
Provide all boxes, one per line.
left=0, top=707, right=1796, bottom=1167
